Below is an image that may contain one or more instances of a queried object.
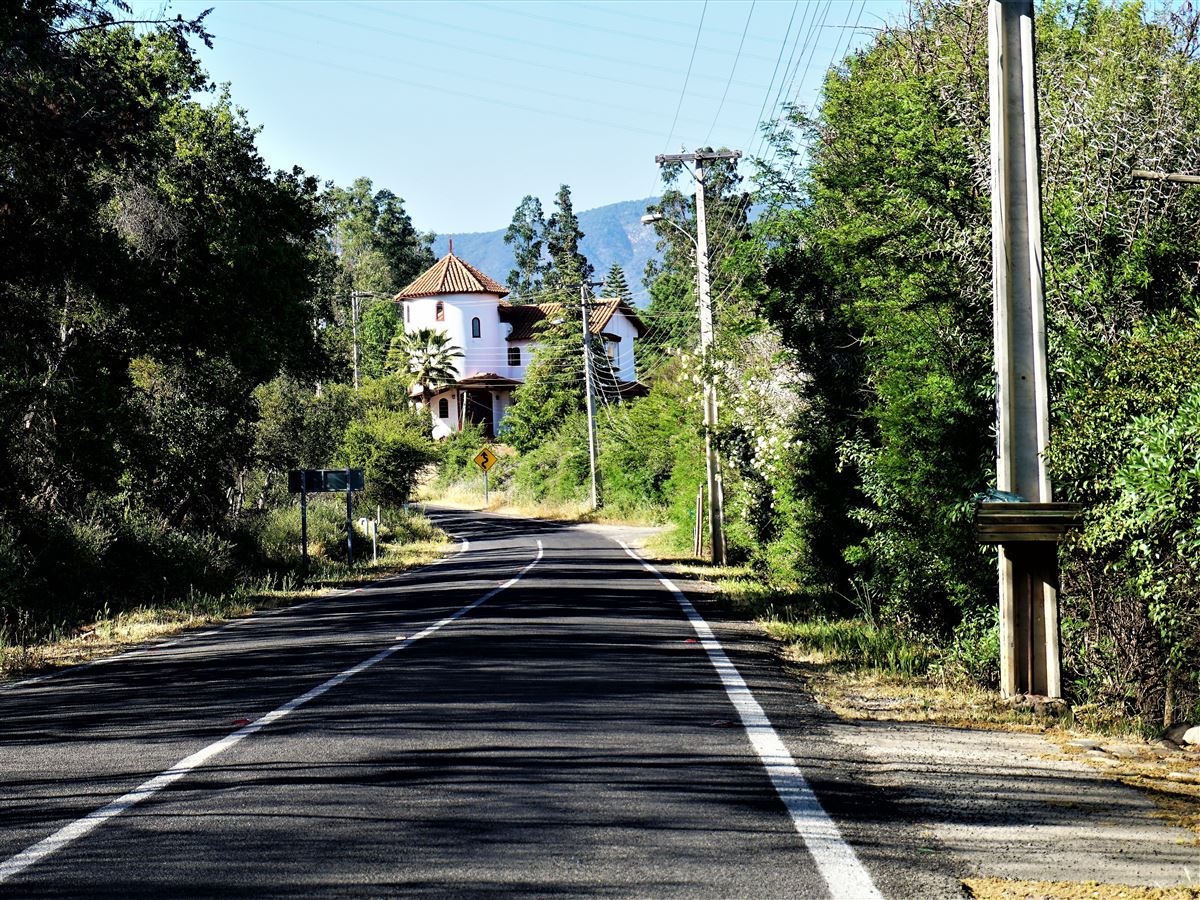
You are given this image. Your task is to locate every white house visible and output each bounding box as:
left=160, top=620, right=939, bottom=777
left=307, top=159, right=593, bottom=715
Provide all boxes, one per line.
left=393, top=251, right=647, bottom=439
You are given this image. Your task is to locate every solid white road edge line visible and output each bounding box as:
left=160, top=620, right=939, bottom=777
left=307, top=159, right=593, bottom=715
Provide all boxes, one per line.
left=615, top=540, right=883, bottom=900
left=0, top=538, right=540, bottom=886
left=0, top=536, right=472, bottom=694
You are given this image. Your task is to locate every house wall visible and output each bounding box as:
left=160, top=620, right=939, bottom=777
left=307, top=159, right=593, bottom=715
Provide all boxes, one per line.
left=400, top=292, right=507, bottom=380
left=505, top=339, right=532, bottom=382
left=601, top=311, right=640, bottom=382
left=426, top=388, right=459, bottom=440
left=426, top=386, right=520, bottom=439
left=400, top=289, right=641, bottom=441
left=495, top=389, right=514, bottom=426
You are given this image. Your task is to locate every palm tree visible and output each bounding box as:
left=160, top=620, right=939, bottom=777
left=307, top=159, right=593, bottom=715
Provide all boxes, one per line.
left=387, top=327, right=464, bottom=407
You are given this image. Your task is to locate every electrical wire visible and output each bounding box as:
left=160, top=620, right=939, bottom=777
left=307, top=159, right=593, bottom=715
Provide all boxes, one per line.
left=704, top=1, right=756, bottom=146
left=663, top=0, right=709, bottom=156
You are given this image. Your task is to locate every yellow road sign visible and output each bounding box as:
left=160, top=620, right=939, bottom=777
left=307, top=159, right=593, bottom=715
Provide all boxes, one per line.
left=473, top=448, right=498, bottom=472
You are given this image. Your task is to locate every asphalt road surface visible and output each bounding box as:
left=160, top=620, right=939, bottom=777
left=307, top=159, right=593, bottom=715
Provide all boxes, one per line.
left=0, top=507, right=964, bottom=898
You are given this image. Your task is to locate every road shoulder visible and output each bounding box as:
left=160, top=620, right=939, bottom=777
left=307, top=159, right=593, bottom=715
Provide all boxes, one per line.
left=643, top=547, right=1200, bottom=897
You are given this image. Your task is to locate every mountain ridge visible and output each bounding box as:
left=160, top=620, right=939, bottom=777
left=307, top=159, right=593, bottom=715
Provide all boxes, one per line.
left=430, top=197, right=661, bottom=303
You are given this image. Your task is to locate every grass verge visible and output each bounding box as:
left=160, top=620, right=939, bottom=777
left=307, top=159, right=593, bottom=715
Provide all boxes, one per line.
left=0, top=524, right=451, bottom=683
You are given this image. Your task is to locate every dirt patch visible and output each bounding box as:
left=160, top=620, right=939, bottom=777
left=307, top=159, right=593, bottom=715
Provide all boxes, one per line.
left=964, top=878, right=1200, bottom=899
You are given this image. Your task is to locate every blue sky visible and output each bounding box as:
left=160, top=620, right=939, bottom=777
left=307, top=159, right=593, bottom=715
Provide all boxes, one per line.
left=158, top=1, right=907, bottom=234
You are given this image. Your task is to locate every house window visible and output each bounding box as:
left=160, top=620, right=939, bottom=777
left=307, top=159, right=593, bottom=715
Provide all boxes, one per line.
left=606, top=339, right=619, bottom=366
left=404, top=304, right=410, bottom=323
left=508, top=346, right=521, bottom=367
left=436, top=301, right=444, bottom=321
left=471, top=316, right=481, bottom=339
left=438, top=398, right=449, bottom=418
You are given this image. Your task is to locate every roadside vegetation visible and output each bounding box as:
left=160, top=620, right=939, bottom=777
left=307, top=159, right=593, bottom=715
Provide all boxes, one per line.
left=430, top=0, right=1200, bottom=739
left=0, top=3, right=449, bottom=671
left=9, top=0, right=1200, bottom=742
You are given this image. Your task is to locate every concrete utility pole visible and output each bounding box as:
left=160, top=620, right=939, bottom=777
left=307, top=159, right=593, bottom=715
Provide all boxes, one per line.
left=988, top=0, right=1061, bottom=698
left=654, top=149, right=740, bottom=566
left=580, top=284, right=602, bottom=510
left=350, top=291, right=362, bottom=391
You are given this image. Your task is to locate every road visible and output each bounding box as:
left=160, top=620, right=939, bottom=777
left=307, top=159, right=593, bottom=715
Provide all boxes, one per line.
left=0, top=508, right=973, bottom=896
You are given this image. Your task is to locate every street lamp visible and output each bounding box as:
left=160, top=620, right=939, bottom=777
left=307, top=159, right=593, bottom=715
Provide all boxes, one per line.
left=641, top=209, right=726, bottom=565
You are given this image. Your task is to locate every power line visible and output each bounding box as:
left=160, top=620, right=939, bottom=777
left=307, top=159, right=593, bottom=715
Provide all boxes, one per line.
left=210, top=17, right=721, bottom=129
left=663, top=0, right=709, bottom=155
left=337, top=0, right=755, bottom=92
left=211, top=35, right=692, bottom=140
left=704, top=1, right=757, bottom=146
left=467, top=0, right=780, bottom=65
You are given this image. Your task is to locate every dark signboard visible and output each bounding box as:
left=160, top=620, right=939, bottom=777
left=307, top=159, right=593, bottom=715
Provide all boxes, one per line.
left=288, top=468, right=365, bottom=493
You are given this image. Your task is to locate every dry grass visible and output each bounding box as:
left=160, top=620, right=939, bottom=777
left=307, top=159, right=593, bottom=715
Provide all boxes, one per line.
left=964, top=878, right=1200, bottom=899
left=0, top=536, right=450, bottom=683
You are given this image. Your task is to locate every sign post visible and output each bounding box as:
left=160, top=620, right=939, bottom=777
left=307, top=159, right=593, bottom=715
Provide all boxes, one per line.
left=300, top=478, right=309, bottom=577
left=473, top=448, right=497, bottom=505
left=288, top=468, right=366, bottom=569
left=345, top=472, right=354, bottom=566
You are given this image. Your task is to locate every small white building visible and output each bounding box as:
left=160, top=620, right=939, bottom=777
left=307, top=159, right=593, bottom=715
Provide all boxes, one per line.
left=393, top=251, right=647, bottom=439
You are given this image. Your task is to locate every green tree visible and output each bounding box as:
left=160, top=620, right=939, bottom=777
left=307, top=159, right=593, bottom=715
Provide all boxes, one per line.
left=602, top=263, right=632, bottom=303
left=341, top=405, right=438, bottom=507
left=326, top=177, right=433, bottom=294
left=387, top=327, right=464, bottom=408
left=503, top=194, right=547, bottom=299
left=358, top=300, right=403, bottom=380
left=499, top=302, right=587, bottom=453
left=640, top=152, right=748, bottom=369
left=0, top=0, right=340, bottom=635
left=544, top=184, right=593, bottom=291
left=754, top=0, right=1200, bottom=714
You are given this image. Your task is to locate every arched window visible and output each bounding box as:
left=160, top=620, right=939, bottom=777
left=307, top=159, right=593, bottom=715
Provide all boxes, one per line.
left=435, top=301, right=444, bottom=321
left=471, top=316, right=481, bottom=339
left=508, top=346, right=521, bottom=367
left=438, top=398, right=449, bottom=418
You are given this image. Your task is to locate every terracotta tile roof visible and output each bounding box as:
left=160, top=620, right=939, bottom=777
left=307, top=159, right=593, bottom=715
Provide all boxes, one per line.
left=590, top=298, right=647, bottom=338
left=497, top=298, right=647, bottom=341
left=394, top=253, right=508, bottom=300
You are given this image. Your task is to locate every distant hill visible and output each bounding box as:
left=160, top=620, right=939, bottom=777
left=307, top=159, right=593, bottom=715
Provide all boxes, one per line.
left=431, top=197, right=661, bottom=304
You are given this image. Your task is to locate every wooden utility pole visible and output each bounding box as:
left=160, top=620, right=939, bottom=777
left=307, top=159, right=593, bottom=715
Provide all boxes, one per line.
left=580, top=284, right=602, bottom=510
left=655, top=149, right=740, bottom=566
left=988, top=0, right=1061, bottom=698
left=1131, top=169, right=1200, bottom=184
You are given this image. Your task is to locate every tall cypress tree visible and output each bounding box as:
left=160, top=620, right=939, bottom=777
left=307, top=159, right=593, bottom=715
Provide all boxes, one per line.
left=503, top=194, right=547, bottom=300
left=544, top=184, right=593, bottom=293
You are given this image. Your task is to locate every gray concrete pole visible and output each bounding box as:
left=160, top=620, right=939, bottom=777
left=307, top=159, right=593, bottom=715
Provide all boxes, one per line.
left=989, top=0, right=1061, bottom=698
left=693, top=158, right=726, bottom=566
left=351, top=292, right=360, bottom=392
left=580, top=285, right=601, bottom=511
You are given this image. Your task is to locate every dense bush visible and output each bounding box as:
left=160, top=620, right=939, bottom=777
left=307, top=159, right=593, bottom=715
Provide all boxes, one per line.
left=342, top=409, right=440, bottom=507
left=747, top=0, right=1200, bottom=722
